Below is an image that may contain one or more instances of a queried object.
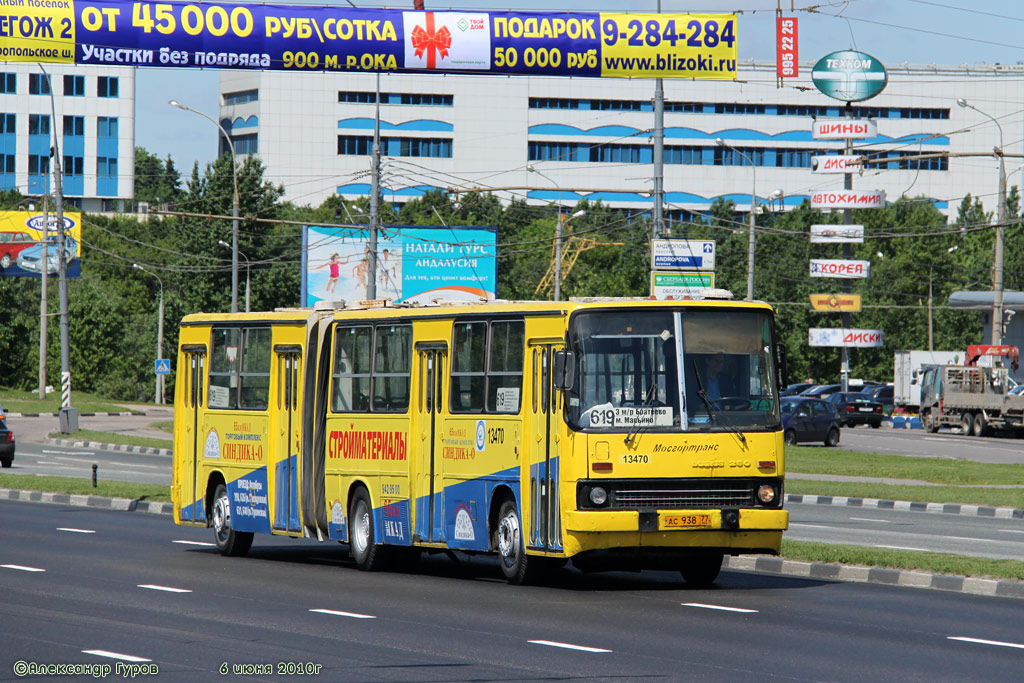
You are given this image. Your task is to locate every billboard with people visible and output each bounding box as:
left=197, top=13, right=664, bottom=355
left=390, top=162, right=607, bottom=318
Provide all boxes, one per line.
left=301, top=225, right=496, bottom=306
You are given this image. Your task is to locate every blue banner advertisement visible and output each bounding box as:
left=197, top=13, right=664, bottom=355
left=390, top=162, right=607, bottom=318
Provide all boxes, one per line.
left=302, top=224, right=497, bottom=307
left=0, top=3, right=737, bottom=79
left=0, top=210, right=82, bottom=278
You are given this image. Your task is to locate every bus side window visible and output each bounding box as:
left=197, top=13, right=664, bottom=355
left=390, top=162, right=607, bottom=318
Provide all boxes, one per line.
left=488, top=321, right=524, bottom=413
left=373, top=325, right=411, bottom=412
left=451, top=321, right=486, bottom=412
left=332, top=325, right=372, bottom=412
left=239, top=328, right=271, bottom=409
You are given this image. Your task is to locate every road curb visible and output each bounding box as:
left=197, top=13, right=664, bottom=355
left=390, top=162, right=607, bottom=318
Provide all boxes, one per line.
left=47, top=437, right=173, bottom=456
left=786, top=493, right=1024, bottom=520
left=0, top=487, right=173, bottom=515
left=5, top=411, right=145, bottom=417
left=0, top=486, right=1020, bottom=600
left=722, top=555, right=1024, bottom=599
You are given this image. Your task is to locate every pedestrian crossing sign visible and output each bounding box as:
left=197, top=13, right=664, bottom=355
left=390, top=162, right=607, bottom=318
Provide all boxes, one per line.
left=155, top=359, right=171, bottom=375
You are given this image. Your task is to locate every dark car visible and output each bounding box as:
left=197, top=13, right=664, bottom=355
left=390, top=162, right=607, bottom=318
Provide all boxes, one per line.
left=0, top=418, right=14, bottom=468
left=862, top=384, right=894, bottom=413
left=780, top=397, right=841, bottom=446
left=827, top=392, right=885, bottom=428
left=799, top=383, right=844, bottom=400
left=781, top=382, right=813, bottom=396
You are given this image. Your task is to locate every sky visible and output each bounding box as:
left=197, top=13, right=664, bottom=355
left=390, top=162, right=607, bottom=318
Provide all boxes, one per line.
left=139, top=0, right=1024, bottom=175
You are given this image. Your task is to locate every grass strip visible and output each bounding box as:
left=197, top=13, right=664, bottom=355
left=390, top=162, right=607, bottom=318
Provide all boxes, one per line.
left=0, top=473, right=170, bottom=502
left=786, top=479, right=1024, bottom=508
left=787, top=445, right=1024, bottom=485
left=781, top=539, right=1024, bottom=581
left=49, top=429, right=173, bottom=451
left=0, top=387, right=148, bottom=415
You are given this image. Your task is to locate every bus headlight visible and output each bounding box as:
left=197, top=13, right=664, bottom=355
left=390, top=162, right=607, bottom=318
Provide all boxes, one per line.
left=589, top=486, right=608, bottom=506
left=757, top=484, right=777, bottom=505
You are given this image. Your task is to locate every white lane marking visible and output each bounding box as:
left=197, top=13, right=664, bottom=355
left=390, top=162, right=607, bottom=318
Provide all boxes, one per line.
left=849, top=517, right=892, bottom=523
left=998, top=529, right=1024, bottom=534
left=1, top=564, right=45, bottom=572
left=941, top=535, right=1000, bottom=543
left=82, top=650, right=151, bottom=662
left=789, top=523, right=832, bottom=529
left=921, top=437, right=948, bottom=442
left=57, top=528, right=96, bottom=534
left=309, top=608, right=376, bottom=619
left=138, top=584, right=192, bottom=593
left=874, top=545, right=931, bottom=552
left=682, top=603, right=758, bottom=613
left=948, top=636, right=1024, bottom=650
left=42, top=449, right=94, bottom=456
left=528, top=640, right=611, bottom=653
left=172, top=540, right=216, bottom=547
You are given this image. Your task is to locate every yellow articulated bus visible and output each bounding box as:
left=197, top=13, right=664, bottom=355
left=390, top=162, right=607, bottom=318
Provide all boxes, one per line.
left=172, top=298, right=788, bottom=584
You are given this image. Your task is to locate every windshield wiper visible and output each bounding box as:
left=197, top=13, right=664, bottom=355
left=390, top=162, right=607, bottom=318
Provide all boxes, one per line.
left=624, top=378, right=659, bottom=447
left=691, top=359, right=746, bottom=446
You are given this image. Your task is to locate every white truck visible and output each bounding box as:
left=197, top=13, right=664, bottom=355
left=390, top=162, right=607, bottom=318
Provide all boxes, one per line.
left=893, top=350, right=962, bottom=411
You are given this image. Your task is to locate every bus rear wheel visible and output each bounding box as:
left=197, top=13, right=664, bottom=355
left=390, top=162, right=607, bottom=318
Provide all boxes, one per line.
left=681, top=553, right=723, bottom=586
left=212, top=484, right=253, bottom=557
left=350, top=489, right=389, bottom=571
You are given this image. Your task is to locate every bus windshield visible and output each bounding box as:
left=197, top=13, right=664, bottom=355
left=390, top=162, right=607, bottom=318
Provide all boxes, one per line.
left=565, top=309, right=780, bottom=432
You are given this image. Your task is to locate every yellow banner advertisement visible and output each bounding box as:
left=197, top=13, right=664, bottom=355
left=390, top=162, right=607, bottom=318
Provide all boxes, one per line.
left=0, top=210, right=83, bottom=278
left=809, top=294, right=862, bottom=312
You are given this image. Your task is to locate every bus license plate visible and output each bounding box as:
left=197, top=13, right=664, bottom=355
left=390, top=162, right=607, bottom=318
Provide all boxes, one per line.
left=661, top=513, right=713, bottom=529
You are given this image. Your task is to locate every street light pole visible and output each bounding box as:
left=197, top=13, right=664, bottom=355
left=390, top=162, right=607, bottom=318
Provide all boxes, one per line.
left=219, top=239, right=250, bottom=312
left=957, top=98, right=1006, bottom=345
left=716, top=138, right=757, bottom=300
left=40, top=64, right=76, bottom=431
left=169, top=100, right=240, bottom=313
left=133, top=264, right=164, bottom=404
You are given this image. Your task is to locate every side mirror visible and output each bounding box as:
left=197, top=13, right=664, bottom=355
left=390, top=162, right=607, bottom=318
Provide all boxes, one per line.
left=775, top=343, right=789, bottom=390
left=553, top=350, right=575, bottom=390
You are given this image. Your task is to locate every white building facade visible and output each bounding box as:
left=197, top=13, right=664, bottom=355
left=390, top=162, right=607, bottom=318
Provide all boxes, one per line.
left=0, top=64, right=135, bottom=213
left=219, top=62, right=1024, bottom=219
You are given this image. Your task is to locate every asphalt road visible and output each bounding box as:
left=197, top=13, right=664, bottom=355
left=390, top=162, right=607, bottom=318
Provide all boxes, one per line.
left=787, top=501, right=1024, bottom=561
left=2, top=501, right=1023, bottom=682
left=839, top=425, right=1024, bottom=464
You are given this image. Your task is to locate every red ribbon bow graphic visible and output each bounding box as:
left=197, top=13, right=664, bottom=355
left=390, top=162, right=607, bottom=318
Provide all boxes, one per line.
left=411, top=13, right=452, bottom=69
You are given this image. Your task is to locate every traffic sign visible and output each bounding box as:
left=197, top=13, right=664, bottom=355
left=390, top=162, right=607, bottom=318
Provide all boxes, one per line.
left=154, top=359, right=171, bottom=375
left=651, top=239, right=715, bottom=270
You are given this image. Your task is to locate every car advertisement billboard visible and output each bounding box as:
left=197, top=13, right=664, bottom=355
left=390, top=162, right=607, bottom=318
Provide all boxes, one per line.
left=0, top=211, right=82, bottom=278
left=302, top=225, right=496, bottom=307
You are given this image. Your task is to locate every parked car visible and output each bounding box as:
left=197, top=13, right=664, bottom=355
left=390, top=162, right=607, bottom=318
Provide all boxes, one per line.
left=0, top=230, right=36, bottom=269
left=16, top=235, right=77, bottom=274
left=780, top=397, right=841, bottom=446
left=0, top=418, right=14, bottom=468
left=827, top=392, right=885, bottom=428
left=781, top=382, right=813, bottom=396
left=799, top=383, right=844, bottom=400
left=862, top=384, right=894, bottom=413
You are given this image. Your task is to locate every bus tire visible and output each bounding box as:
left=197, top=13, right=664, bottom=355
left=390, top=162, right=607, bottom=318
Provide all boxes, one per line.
left=495, top=499, right=537, bottom=584
left=681, top=553, right=723, bottom=586
left=212, top=484, right=253, bottom=557
left=350, top=489, right=388, bottom=571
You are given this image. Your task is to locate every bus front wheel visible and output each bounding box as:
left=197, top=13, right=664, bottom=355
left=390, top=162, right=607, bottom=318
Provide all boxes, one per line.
left=681, top=553, right=723, bottom=585
left=495, top=499, right=537, bottom=585
left=212, top=484, right=253, bottom=557
left=350, top=489, right=388, bottom=571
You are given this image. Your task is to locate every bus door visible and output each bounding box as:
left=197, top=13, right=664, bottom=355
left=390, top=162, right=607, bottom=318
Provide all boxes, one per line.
left=273, top=345, right=302, bottom=533
left=178, top=345, right=206, bottom=522
left=414, top=343, right=447, bottom=543
left=528, top=342, right=563, bottom=552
